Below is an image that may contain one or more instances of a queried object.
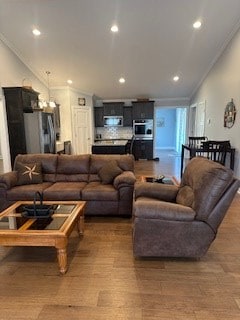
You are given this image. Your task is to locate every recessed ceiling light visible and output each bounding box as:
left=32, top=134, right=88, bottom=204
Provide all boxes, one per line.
left=173, top=76, right=179, bottom=82
left=119, top=77, right=125, bottom=83
left=67, top=79, right=73, bottom=84
left=193, top=20, right=202, bottom=29
left=32, top=28, right=41, bottom=36
left=111, top=25, right=119, bottom=33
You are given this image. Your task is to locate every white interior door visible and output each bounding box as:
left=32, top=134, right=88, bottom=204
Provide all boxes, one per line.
left=72, top=106, right=92, bottom=154
left=188, top=101, right=206, bottom=137
left=188, top=103, right=197, bottom=137
left=195, top=101, right=206, bottom=136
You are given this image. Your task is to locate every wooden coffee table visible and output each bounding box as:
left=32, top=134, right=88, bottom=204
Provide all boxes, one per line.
left=0, top=200, right=86, bottom=274
left=140, top=175, right=179, bottom=185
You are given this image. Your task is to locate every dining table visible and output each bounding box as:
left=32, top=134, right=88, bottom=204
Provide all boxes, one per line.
left=180, top=144, right=235, bottom=177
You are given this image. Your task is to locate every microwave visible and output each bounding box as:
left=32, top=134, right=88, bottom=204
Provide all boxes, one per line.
left=133, top=119, right=153, bottom=139
left=104, top=116, right=123, bottom=127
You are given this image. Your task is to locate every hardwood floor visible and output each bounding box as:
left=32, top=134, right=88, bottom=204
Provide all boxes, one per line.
left=0, top=151, right=240, bottom=319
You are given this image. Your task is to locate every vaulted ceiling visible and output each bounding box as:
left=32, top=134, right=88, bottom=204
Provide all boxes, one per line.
left=0, top=0, right=240, bottom=100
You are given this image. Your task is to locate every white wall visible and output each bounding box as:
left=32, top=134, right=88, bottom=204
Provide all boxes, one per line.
left=191, top=27, right=240, bottom=177
left=0, top=39, right=48, bottom=98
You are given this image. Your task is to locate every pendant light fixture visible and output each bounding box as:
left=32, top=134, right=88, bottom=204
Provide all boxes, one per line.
left=46, top=70, right=56, bottom=108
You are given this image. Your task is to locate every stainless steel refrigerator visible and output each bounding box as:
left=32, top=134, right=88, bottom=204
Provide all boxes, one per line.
left=24, top=111, right=56, bottom=154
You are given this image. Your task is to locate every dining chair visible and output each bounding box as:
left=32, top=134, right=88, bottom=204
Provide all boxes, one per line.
left=188, top=136, right=208, bottom=147
left=188, top=136, right=208, bottom=158
left=202, top=140, right=231, bottom=166
left=126, top=135, right=135, bottom=155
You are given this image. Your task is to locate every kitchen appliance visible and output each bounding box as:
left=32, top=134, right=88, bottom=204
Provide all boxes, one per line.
left=24, top=111, right=56, bottom=153
left=104, top=116, right=123, bottom=127
left=133, top=119, right=153, bottom=139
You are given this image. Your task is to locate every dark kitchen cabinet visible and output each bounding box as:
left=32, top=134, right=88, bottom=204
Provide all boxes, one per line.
left=123, top=106, right=133, bottom=127
left=133, top=139, right=153, bottom=160
left=3, top=87, right=39, bottom=167
left=132, top=101, right=154, bottom=119
left=94, top=107, right=104, bottom=127
left=103, top=102, right=124, bottom=116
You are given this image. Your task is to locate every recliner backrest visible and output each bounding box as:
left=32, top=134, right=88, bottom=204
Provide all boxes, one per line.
left=176, top=157, right=234, bottom=221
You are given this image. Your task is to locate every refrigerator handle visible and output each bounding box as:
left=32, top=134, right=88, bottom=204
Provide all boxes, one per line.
left=47, top=115, right=55, bottom=153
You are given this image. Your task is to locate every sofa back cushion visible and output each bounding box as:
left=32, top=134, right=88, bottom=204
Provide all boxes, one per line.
left=14, top=154, right=58, bottom=182
left=55, top=154, right=90, bottom=182
left=89, top=154, right=134, bottom=182
left=176, top=157, right=234, bottom=221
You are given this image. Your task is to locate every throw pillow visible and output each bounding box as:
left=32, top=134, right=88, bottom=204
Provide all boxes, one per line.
left=176, top=185, right=194, bottom=208
left=16, top=162, right=43, bottom=185
left=98, top=160, right=123, bottom=184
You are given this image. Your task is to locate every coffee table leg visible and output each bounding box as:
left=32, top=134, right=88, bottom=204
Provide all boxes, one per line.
left=77, top=215, right=84, bottom=235
left=57, top=248, right=68, bottom=274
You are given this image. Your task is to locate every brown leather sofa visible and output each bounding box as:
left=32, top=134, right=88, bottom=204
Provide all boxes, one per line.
left=0, top=153, right=136, bottom=216
left=133, top=157, right=240, bottom=258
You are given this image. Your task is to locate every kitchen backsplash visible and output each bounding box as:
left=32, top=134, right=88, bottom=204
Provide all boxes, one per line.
left=95, top=127, right=133, bottom=140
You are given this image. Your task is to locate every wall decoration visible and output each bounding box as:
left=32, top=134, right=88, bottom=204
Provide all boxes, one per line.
left=78, top=98, right=86, bottom=106
left=224, top=99, right=236, bottom=128
left=157, top=117, right=165, bottom=127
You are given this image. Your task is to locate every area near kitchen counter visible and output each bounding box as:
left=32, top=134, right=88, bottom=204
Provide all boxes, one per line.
left=92, top=139, right=129, bottom=154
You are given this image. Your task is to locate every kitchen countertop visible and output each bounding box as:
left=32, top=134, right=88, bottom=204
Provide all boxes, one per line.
left=93, top=140, right=128, bottom=146
left=56, top=141, right=65, bottom=152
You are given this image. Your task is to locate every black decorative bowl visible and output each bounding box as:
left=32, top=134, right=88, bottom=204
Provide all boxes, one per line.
left=22, top=204, right=54, bottom=218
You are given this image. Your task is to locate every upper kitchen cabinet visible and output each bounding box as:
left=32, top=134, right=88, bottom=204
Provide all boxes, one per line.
left=132, top=101, right=154, bottom=119
left=103, top=102, right=124, bottom=116
left=94, top=107, right=104, bottom=127
left=4, top=87, right=39, bottom=113
left=3, top=87, right=39, bottom=166
left=123, top=106, right=133, bottom=127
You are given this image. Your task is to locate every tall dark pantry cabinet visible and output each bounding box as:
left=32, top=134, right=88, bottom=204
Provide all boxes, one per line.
left=3, top=87, right=39, bottom=167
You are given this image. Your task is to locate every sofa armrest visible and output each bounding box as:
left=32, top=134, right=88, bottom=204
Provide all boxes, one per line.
left=113, top=171, right=136, bottom=189
left=0, top=171, right=18, bottom=189
left=135, top=182, right=179, bottom=202
left=134, top=198, right=196, bottom=221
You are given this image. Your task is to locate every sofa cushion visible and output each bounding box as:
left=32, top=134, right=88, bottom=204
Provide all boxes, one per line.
left=82, top=182, right=118, bottom=201
left=7, top=182, right=53, bottom=201
left=98, top=160, right=123, bottom=184
left=89, top=154, right=134, bottom=182
left=16, top=162, right=43, bottom=185
left=55, top=154, right=90, bottom=182
left=43, top=182, right=87, bottom=200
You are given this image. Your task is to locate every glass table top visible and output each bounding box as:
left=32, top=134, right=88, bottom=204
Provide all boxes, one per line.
left=0, top=203, right=77, bottom=231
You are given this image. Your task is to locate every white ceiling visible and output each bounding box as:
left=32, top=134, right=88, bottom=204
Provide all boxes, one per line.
left=0, top=0, right=240, bottom=100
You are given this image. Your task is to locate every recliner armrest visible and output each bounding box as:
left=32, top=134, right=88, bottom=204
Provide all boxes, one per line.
left=135, top=182, right=179, bottom=202
left=113, top=171, right=136, bottom=189
left=134, top=198, right=196, bottom=221
left=0, top=171, right=18, bottom=189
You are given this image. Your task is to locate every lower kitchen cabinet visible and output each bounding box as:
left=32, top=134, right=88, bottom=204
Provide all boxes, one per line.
left=133, top=139, right=153, bottom=160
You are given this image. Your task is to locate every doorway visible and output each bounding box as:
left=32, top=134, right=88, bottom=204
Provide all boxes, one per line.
left=154, top=106, right=187, bottom=155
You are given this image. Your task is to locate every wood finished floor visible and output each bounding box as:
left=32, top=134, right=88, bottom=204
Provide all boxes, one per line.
left=0, top=151, right=240, bottom=319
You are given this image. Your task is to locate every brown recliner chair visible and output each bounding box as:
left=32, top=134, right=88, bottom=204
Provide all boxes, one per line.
left=133, top=157, right=240, bottom=258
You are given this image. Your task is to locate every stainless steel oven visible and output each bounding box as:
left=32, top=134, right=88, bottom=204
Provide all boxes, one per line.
left=133, top=119, right=153, bottom=139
